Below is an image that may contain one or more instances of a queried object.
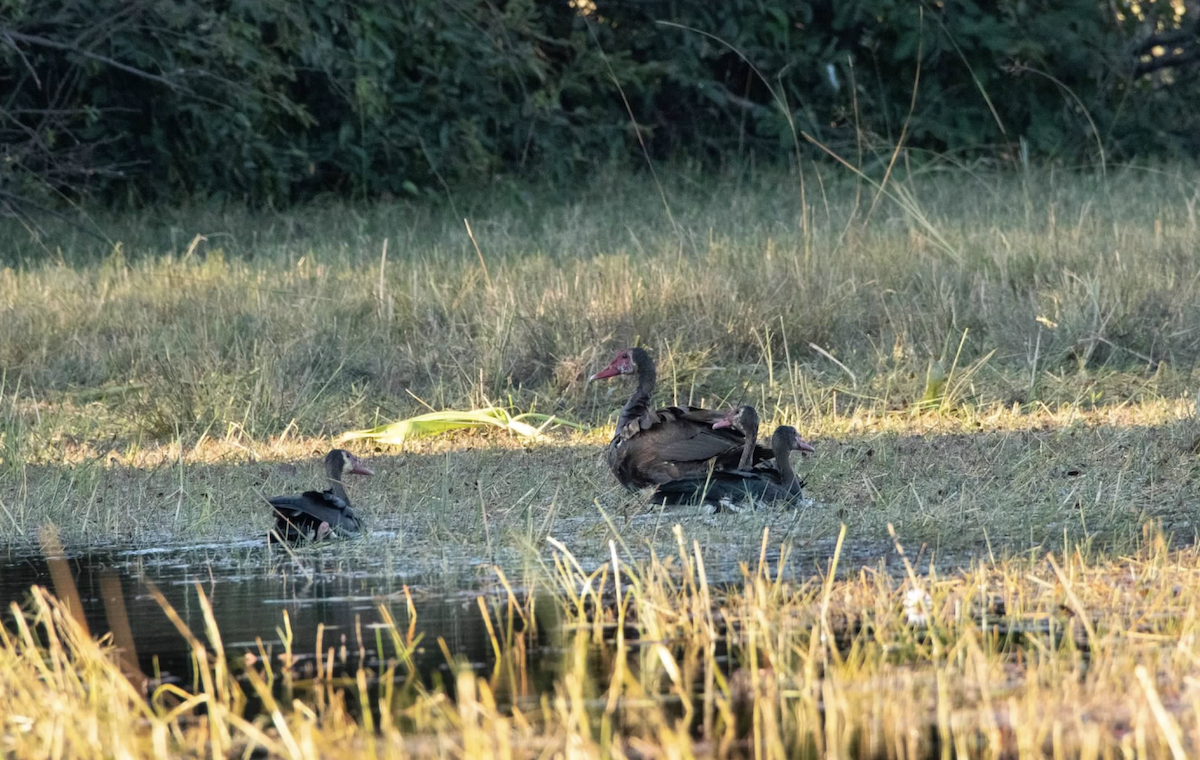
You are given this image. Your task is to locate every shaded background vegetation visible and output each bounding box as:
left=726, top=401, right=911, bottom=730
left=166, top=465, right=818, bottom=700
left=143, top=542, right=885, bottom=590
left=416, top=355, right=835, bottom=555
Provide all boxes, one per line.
left=2, top=0, right=1199, bottom=213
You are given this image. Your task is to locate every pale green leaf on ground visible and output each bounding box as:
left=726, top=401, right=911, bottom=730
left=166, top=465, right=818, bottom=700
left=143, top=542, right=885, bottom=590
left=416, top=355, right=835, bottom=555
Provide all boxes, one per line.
left=338, top=407, right=586, bottom=446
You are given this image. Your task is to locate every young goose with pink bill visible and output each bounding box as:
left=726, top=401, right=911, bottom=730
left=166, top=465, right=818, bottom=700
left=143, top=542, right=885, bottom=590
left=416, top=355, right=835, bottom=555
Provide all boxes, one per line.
left=269, top=449, right=372, bottom=543
left=712, top=404, right=765, bottom=469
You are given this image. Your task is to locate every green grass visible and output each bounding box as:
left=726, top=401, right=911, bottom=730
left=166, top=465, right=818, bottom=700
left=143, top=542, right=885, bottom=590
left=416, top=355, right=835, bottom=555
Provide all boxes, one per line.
left=1, top=165, right=1198, bottom=554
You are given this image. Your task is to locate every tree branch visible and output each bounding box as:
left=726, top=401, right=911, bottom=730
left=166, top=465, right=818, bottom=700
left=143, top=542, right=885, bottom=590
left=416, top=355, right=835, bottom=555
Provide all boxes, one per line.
left=0, top=28, right=182, bottom=91
left=0, top=30, right=42, bottom=89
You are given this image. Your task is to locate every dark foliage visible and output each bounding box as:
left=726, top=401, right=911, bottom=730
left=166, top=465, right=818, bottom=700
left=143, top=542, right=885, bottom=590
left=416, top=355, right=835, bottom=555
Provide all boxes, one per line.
left=2, top=0, right=1198, bottom=210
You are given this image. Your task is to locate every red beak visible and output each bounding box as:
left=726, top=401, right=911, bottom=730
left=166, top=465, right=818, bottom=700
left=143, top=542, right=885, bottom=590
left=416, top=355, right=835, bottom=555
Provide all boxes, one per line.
left=712, top=415, right=734, bottom=430
left=588, top=363, right=621, bottom=382
left=795, top=438, right=815, bottom=455
left=348, top=458, right=375, bottom=476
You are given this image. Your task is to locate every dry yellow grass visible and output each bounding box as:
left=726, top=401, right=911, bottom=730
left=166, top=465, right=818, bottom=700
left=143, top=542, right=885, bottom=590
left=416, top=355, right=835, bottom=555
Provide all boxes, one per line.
left=5, top=524, right=1200, bottom=758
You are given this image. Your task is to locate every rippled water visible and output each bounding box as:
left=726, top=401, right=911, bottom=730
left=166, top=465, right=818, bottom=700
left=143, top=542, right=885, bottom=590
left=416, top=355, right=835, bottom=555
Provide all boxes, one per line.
left=0, top=529, right=942, bottom=688
left=0, top=537, right=561, bottom=697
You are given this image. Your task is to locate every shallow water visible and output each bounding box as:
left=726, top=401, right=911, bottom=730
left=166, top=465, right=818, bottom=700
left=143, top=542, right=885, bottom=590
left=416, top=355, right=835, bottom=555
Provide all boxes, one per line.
left=0, top=529, right=951, bottom=690
left=0, top=532, right=993, bottom=759
left=0, top=536, right=558, bottom=695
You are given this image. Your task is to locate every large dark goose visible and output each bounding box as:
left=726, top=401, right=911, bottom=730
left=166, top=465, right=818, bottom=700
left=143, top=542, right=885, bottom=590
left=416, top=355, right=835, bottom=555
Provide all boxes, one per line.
left=589, top=348, right=773, bottom=490
left=269, top=449, right=373, bottom=542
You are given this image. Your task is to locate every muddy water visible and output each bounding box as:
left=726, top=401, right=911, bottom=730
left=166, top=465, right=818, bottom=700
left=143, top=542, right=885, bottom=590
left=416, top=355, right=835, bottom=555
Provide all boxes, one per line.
left=1, top=535, right=971, bottom=758
left=0, top=538, right=563, bottom=697
left=0, top=531, right=942, bottom=689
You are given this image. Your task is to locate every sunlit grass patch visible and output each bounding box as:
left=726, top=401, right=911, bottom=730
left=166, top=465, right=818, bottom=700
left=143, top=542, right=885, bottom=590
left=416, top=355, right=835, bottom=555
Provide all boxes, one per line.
left=3, top=388, right=1196, bottom=554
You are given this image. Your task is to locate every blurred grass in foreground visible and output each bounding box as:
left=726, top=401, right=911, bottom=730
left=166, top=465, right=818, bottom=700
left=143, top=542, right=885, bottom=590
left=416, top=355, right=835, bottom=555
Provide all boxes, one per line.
left=5, top=524, right=1200, bottom=758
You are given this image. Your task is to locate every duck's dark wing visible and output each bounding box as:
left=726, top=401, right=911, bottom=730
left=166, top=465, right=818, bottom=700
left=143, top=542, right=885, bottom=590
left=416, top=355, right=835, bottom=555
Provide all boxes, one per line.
left=269, top=491, right=362, bottom=540
left=650, top=470, right=798, bottom=510
left=608, top=405, right=773, bottom=490
left=650, top=471, right=767, bottom=505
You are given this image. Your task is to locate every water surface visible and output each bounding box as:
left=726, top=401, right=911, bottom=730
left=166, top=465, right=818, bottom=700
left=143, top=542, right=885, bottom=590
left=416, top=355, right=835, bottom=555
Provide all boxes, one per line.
left=0, top=537, right=554, bottom=692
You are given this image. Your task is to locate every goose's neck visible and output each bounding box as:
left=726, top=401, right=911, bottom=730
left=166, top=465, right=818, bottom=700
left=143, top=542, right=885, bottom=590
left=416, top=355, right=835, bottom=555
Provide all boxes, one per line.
left=617, top=355, right=656, bottom=431
left=329, top=479, right=350, bottom=504
left=326, top=462, right=351, bottom=505
left=738, top=421, right=759, bottom=470
left=773, top=438, right=797, bottom=488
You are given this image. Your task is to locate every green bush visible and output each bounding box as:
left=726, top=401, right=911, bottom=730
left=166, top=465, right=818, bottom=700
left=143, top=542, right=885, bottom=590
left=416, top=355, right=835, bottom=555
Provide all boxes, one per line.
left=1, top=0, right=1196, bottom=207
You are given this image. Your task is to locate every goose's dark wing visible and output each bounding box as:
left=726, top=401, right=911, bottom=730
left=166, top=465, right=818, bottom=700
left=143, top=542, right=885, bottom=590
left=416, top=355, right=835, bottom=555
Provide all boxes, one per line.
left=269, top=491, right=362, bottom=535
